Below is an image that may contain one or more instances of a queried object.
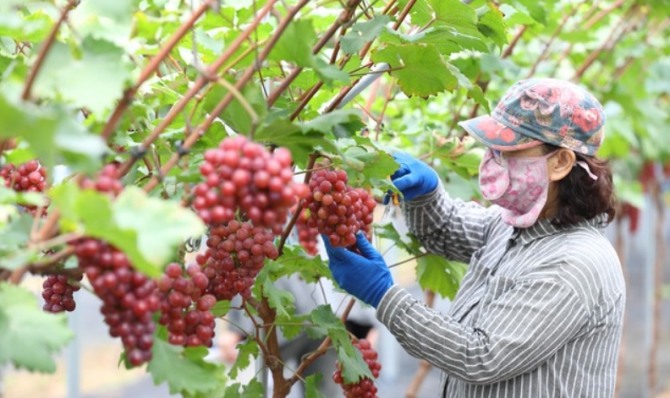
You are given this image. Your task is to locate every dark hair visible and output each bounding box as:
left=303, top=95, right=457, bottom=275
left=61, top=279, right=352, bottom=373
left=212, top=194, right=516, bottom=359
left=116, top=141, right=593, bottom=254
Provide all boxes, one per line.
left=542, top=145, right=616, bottom=227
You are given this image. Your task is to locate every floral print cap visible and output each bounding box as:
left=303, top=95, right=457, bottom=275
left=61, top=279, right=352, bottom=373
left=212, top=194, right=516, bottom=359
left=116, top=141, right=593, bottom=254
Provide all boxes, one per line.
left=458, top=78, right=605, bottom=156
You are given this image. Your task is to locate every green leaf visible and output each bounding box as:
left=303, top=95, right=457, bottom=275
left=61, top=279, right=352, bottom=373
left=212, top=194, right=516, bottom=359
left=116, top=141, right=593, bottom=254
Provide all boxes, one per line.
left=477, top=3, right=508, bottom=49
left=266, top=246, right=331, bottom=283
left=0, top=213, right=39, bottom=271
left=307, top=305, right=372, bottom=384
left=0, top=283, right=73, bottom=372
left=51, top=183, right=204, bottom=277
left=268, top=19, right=316, bottom=67
left=372, top=43, right=458, bottom=97
left=148, top=335, right=226, bottom=396
left=330, top=137, right=398, bottom=186
left=255, top=117, right=335, bottom=169
left=112, top=186, right=205, bottom=271
left=229, top=337, right=260, bottom=379
left=467, top=84, right=491, bottom=113
left=223, top=379, right=264, bottom=398
left=256, top=270, right=295, bottom=318
left=0, top=93, right=107, bottom=172
left=34, top=37, right=132, bottom=114
left=416, top=255, right=466, bottom=300
left=211, top=300, right=232, bottom=317
left=210, top=83, right=267, bottom=136
left=340, top=16, right=392, bottom=55
left=300, top=109, right=365, bottom=135
left=305, top=374, right=326, bottom=398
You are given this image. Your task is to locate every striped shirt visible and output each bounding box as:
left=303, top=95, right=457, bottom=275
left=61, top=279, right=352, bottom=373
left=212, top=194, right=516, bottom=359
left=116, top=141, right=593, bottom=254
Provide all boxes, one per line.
left=376, top=187, right=625, bottom=397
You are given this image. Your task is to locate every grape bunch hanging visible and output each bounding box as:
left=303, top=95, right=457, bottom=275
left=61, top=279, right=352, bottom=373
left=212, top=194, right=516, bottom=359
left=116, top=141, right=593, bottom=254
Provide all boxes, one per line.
left=193, top=136, right=308, bottom=233
left=193, top=136, right=303, bottom=300
left=1, top=159, right=48, bottom=215
left=304, top=168, right=376, bottom=247
left=332, top=339, right=382, bottom=398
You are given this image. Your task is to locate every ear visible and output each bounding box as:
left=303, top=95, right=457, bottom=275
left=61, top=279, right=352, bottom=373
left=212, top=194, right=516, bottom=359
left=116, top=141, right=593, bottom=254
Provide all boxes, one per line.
left=547, top=149, right=576, bottom=182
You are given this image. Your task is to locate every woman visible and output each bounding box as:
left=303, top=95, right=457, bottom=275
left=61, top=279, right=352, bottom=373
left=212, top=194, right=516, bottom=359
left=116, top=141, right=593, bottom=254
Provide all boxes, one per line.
left=323, top=78, right=625, bottom=397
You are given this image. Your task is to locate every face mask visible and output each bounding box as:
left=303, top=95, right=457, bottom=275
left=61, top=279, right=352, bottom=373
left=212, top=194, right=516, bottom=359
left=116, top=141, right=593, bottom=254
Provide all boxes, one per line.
left=478, top=149, right=554, bottom=228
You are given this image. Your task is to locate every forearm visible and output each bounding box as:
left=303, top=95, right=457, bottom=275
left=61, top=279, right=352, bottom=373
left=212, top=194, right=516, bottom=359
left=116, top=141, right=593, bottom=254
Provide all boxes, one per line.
left=403, top=187, right=495, bottom=263
left=377, top=285, right=587, bottom=384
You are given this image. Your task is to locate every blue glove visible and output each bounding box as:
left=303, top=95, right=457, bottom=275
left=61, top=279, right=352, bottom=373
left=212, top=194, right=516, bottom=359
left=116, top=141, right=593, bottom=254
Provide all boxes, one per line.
left=322, top=233, right=393, bottom=308
left=388, top=152, right=439, bottom=202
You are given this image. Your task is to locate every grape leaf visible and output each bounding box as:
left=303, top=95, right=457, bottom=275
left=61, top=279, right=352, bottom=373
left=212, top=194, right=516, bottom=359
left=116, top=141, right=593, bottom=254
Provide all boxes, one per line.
left=265, top=246, right=331, bottom=283
left=112, top=187, right=205, bottom=271
left=229, top=337, right=260, bottom=379
left=256, top=270, right=295, bottom=318
left=0, top=93, right=107, bottom=173
left=331, top=136, right=398, bottom=185
left=0, top=283, right=73, bottom=372
left=477, top=3, right=508, bottom=49
left=340, top=16, right=392, bottom=54
left=34, top=37, right=132, bottom=114
left=50, top=183, right=204, bottom=277
left=211, top=300, right=232, bottom=317
left=223, top=379, right=264, bottom=398
left=416, top=255, right=467, bottom=300
left=269, top=19, right=316, bottom=67
left=306, top=305, right=372, bottom=384
left=305, top=374, right=326, bottom=398
left=0, top=213, right=39, bottom=271
left=148, top=335, right=226, bottom=396
left=372, top=43, right=458, bottom=97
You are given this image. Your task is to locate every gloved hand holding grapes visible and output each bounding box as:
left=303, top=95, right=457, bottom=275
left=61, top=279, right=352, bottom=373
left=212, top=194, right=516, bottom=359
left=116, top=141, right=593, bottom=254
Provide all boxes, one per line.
left=322, top=233, right=393, bottom=308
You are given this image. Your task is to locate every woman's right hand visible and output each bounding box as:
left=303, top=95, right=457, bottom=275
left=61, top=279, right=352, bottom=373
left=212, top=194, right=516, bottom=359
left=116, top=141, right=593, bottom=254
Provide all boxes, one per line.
left=390, top=152, right=439, bottom=201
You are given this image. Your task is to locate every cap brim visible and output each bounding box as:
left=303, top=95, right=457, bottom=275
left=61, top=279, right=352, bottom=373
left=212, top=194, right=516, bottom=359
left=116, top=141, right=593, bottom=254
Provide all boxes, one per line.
left=458, top=115, right=544, bottom=152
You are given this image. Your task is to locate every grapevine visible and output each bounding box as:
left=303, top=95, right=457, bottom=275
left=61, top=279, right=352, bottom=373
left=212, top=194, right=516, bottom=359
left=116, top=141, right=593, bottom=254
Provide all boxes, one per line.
left=333, top=339, right=382, bottom=398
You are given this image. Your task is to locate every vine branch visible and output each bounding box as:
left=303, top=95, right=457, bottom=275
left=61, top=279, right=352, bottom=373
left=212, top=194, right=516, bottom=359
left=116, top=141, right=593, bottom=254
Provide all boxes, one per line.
left=22, top=0, right=79, bottom=101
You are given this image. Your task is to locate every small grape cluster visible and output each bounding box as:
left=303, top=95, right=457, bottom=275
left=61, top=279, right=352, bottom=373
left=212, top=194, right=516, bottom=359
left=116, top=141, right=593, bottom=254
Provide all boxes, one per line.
left=193, top=136, right=308, bottom=233
left=0, top=160, right=47, bottom=192
left=42, top=273, right=82, bottom=313
left=304, top=169, right=376, bottom=247
left=196, top=220, right=278, bottom=301
left=157, top=263, right=216, bottom=347
left=295, top=208, right=319, bottom=256
left=80, top=163, right=124, bottom=196
left=74, top=239, right=160, bottom=366
left=332, top=339, right=382, bottom=398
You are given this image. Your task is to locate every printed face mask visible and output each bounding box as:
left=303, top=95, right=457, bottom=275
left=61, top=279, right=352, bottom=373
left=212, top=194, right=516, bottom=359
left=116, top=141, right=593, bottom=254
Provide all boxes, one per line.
left=478, top=149, right=554, bottom=228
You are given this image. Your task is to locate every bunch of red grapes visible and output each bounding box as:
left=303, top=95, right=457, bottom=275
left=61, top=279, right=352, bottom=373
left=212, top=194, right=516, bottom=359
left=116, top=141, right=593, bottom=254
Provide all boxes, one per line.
left=74, top=238, right=160, bottom=366
left=195, top=220, right=278, bottom=300
left=70, top=164, right=159, bottom=366
left=0, top=160, right=47, bottom=192
left=304, top=169, right=376, bottom=247
left=332, top=339, right=382, bottom=398
left=193, top=136, right=308, bottom=233
left=42, top=273, right=82, bottom=313
left=157, top=263, right=216, bottom=347
left=295, top=208, right=319, bottom=256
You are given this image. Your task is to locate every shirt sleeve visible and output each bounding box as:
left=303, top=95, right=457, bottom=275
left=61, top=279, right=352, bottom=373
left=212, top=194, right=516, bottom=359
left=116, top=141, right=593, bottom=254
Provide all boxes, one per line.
left=376, top=280, right=589, bottom=384
left=403, top=186, right=500, bottom=263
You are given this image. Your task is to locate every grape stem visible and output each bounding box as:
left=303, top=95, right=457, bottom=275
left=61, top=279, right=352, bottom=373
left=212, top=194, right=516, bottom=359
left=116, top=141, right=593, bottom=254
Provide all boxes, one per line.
left=286, top=298, right=357, bottom=386
left=8, top=246, right=75, bottom=285
left=117, top=0, right=278, bottom=178
left=100, top=0, right=218, bottom=141
left=21, top=0, right=79, bottom=101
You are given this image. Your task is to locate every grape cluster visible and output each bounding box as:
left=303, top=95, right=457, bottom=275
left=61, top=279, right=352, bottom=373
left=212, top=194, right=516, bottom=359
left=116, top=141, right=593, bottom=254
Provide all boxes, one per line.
left=332, top=339, right=382, bottom=398
left=196, top=220, right=278, bottom=300
left=295, top=208, right=319, bottom=256
left=193, top=136, right=308, bottom=233
left=80, top=163, right=124, bottom=196
left=42, top=273, right=82, bottom=313
left=0, top=160, right=47, bottom=192
left=74, top=238, right=160, bottom=366
left=157, top=263, right=216, bottom=347
left=304, top=169, right=376, bottom=247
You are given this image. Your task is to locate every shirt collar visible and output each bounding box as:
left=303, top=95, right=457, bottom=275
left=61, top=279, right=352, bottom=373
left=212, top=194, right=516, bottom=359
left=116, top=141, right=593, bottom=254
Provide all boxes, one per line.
left=515, top=214, right=608, bottom=245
